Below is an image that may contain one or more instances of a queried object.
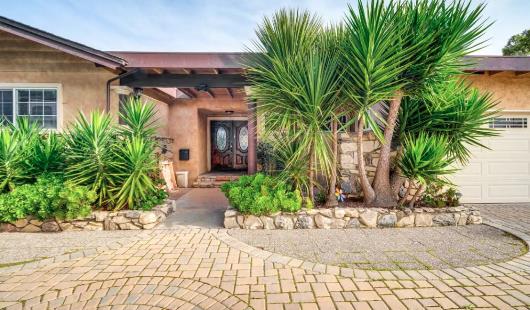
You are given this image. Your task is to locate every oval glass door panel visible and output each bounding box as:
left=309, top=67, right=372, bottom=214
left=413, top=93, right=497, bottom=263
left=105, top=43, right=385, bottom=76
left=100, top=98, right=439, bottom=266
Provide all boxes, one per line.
left=239, top=126, right=248, bottom=151
left=216, top=127, right=228, bottom=151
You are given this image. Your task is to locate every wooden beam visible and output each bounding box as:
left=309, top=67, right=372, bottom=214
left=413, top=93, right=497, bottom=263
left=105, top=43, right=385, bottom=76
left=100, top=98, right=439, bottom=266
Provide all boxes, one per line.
left=212, top=68, right=219, bottom=74
left=120, top=72, right=248, bottom=88
left=515, top=71, right=530, bottom=77
left=226, top=88, right=233, bottom=98
left=181, top=68, right=191, bottom=74
left=151, top=68, right=164, bottom=74
left=178, top=88, right=196, bottom=98
left=206, top=89, right=215, bottom=98
left=485, top=70, right=503, bottom=76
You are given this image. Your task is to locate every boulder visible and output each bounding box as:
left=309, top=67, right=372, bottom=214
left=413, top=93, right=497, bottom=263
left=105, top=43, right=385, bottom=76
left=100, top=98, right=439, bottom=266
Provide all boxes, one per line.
left=244, top=215, right=263, bottom=229
left=414, top=213, right=433, bottom=227
left=41, top=221, right=60, bottom=232
left=111, top=216, right=130, bottom=224
left=93, top=211, right=109, bottom=222
left=467, top=214, right=482, bottom=225
left=318, top=209, right=333, bottom=217
left=225, top=209, right=238, bottom=217
left=260, top=216, right=275, bottom=229
left=331, top=219, right=346, bottom=229
left=377, top=214, right=397, bottom=228
left=314, top=214, right=333, bottom=229
left=224, top=216, right=240, bottom=229
left=359, top=210, right=378, bottom=228
left=59, top=222, right=74, bottom=231
left=29, top=219, right=43, bottom=226
left=0, top=223, right=17, bottom=232
left=344, top=208, right=359, bottom=218
left=396, top=212, right=415, bottom=228
left=139, top=212, right=157, bottom=225
left=274, top=215, right=294, bottom=229
left=345, top=218, right=360, bottom=228
left=125, top=210, right=141, bottom=219
left=236, top=215, right=245, bottom=226
left=295, top=215, right=315, bottom=229
left=455, top=213, right=468, bottom=226
left=433, top=214, right=456, bottom=226
left=85, top=222, right=103, bottom=230
left=21, top=224, right=41, bottom=232
left=104, top=218, right=118, bottom=230
left=13, top=218, right=28, bottom=228
left=334, top=208, right=345, bottom=219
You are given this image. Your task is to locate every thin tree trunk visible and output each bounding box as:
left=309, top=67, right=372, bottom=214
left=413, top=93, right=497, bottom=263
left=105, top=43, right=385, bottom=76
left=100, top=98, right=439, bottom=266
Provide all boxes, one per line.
left=356, top=118, right=375, bottom=204
left=409, top=184, right=424, bottom=208
left=398, top=180, right=412, bottom=205
left=326, top=120, right=339, bottom=207
left=391, top=171, right=405, bottom=198
left=308, top=143, right=315, bottom=203
left=372, top=91, right=404, bottom=207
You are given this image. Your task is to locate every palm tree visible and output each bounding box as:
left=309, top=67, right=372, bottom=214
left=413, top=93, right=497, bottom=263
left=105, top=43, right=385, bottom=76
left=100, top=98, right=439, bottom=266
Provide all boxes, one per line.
left=245, top=9, right=345, bottom=202
left=342, top=0, right=491, bottom=206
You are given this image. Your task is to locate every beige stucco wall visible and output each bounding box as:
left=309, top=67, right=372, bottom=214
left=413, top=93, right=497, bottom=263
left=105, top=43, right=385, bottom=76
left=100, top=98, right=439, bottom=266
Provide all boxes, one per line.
left=463, top=73, right=530, bottom=111
left=168, top=95, right=248, bottom=183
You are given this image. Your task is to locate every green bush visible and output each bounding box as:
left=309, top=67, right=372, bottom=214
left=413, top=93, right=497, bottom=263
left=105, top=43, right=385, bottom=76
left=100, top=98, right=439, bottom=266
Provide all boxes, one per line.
left=220, top=173, right=303, bottom=215
left=0, top=174, right=96, bottom=222
left=421, top=183, right=460, bottom=208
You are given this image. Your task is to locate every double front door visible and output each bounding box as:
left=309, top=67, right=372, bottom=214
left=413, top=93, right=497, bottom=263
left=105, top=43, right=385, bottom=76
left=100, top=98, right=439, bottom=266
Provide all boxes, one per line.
left=211, top=120, right=248, bottom=171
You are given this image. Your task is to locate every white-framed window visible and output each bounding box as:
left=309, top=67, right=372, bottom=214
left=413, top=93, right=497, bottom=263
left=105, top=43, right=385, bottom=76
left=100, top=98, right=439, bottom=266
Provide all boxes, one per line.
left=0, top=87, right=58, bottom=129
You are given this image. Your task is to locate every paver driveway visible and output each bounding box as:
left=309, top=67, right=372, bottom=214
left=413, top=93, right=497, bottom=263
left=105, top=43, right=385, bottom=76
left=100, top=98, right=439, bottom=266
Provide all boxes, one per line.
left=0, top=202, right=529, bottom=309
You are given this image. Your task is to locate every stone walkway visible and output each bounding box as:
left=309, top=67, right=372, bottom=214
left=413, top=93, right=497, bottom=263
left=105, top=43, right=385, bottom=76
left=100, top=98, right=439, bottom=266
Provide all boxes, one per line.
left=0, top=202, right=529, bottom=309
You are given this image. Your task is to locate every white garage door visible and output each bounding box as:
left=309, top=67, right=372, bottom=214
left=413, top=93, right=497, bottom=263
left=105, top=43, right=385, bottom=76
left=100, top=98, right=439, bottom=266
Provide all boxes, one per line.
left=451, top=114, right=530, bottom=203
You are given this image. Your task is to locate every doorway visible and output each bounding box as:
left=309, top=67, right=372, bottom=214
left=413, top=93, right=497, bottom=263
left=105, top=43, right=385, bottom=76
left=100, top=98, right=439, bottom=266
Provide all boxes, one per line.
left=210, top=120, right=248, bottom=171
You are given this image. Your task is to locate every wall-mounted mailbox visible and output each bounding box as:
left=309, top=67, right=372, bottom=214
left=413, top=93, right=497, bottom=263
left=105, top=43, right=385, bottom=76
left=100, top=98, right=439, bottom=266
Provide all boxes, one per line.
left=179, top=149, right=190, bottom=161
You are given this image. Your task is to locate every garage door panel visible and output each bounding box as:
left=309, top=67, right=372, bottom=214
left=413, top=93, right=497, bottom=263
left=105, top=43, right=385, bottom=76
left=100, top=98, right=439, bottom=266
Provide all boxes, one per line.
left=487, top=161, right=530, bottom=175
left=453, top=114, right=530, bottom=203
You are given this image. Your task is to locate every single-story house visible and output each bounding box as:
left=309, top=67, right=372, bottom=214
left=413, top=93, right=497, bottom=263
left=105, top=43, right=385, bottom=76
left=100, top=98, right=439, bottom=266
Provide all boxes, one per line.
left=0, top=16, right=529, bottom=203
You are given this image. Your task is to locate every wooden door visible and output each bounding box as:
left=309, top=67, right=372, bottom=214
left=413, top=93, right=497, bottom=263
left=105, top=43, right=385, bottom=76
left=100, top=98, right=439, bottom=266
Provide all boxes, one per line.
left=211, top=120, right=248, bottom=171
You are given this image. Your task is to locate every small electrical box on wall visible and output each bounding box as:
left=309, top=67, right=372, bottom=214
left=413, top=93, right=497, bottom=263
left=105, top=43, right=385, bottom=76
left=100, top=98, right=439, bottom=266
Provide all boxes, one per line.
left=179, top=149, right=190, bottom=161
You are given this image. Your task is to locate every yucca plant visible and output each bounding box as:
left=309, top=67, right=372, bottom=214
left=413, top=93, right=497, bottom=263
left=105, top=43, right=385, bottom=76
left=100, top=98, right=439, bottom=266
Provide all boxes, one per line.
left=28, top=132, right=65, bottom=176
left=398, top=134, right=455, bottom=207
left=65, top=111, right=119, bottom=207
left=118, top=96, right=158, bottom=140
left=0, top=128, right=29, bottom=192
left=112, top=136, right=158, bottom=210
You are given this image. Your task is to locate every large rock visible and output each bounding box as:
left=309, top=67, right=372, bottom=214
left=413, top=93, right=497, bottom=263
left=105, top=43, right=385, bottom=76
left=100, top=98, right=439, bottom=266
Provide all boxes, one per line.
left=42, top=221, right=60, bottom=232
left=29, top=219, right=43, bottom=226
left=318, top=209, right=333, bottom=217
left=467, top=214, right=482, bottom=225
left=414, top=213, right=433, bottom=227
left=345, top=218, right=360, bottom=228
left=111, top=216, right=129, bottom=224
left=93, top=211, right=109, bottom=222
left=334, top=208, right=345, bottom=219
left=225, top=209, right=238, bottom=217
left=274, top=215, right=294, bottom=229
left=377, top=214, right=397, bottom=228
left=84, top=222, right=103, bottom=231
left=244, top=215, right=263, bottom=229
left=455, top=213, right=468, bottom=226
left=359, top=210, right=378, bottom=228
left=396, top=212, right=415, bottom=228
left=13, top=218, right=28, bottom=228
left=125, top=210, right=141, bottom=219
left=21, top=224, right=41, bottom=232
left=344, top=208, right=359, bottom=218
left=433, top=214, right=456, bottom=226
left=331, top=219, right=346, bottom=229
left=59, top=222, right=74, bottom=231
left=139, top=212, right=157, bottom=225
left=0, top=223, right=17, bottom=232
left=104, top=218, right=118, bottom=230
left=295, top=215, right=315, bottom=229
left=260, top=216, right=275, bottom=229
left=314, top=214, right=333, bottom=229
left=224, top=216, right=239, bottom=229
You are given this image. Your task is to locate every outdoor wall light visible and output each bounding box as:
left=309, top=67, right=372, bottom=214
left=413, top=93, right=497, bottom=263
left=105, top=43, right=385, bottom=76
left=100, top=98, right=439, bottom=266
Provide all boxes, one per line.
left=225, top=110, right=234, bottom=114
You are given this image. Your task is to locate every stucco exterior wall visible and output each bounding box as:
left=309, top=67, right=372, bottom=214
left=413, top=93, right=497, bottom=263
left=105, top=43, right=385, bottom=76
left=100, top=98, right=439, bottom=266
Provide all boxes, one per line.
left=463, top=73, right=530, bottom=111
left=168, top=95, right=248, bottom=182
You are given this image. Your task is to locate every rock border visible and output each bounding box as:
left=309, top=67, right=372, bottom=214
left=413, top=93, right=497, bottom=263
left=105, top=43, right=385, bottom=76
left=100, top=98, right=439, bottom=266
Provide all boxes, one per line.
left=224, top=205, right=482, bottom=229
left=0, top=199, right=177, bottom=232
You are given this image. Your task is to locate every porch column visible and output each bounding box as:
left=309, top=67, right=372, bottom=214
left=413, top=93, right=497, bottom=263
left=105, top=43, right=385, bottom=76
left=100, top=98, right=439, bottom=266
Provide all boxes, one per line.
left=247, top=100, right=257, bottom=174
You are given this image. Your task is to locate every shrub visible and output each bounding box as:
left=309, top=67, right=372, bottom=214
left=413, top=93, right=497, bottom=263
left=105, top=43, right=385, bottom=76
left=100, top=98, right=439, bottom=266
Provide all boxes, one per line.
left=220, top=173, right=303, bottom=215
left=0, top=174, right=96, bottom=222
left=421, top=183, right=460, bottom=208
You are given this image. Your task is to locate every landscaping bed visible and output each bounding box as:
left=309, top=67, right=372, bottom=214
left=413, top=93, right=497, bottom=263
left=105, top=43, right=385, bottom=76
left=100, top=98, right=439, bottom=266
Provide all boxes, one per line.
left=224, top=205, right=482, bottom=229
left=0, top=199, right=176, bottom=232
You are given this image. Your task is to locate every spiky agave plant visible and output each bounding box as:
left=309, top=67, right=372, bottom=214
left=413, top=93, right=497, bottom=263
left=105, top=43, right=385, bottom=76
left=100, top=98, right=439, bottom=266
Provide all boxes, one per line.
left=118, top=96, right=158, bottom=140
left=0, top=128, right=28, bottom=192
left=65, top=111, right=119, bottom=208
left=28, top=132, right=65, bottom=176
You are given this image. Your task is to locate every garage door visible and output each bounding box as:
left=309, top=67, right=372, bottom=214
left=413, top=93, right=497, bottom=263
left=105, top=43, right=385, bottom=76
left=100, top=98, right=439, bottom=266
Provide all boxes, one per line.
left=451, top=114, right=530, bottom=203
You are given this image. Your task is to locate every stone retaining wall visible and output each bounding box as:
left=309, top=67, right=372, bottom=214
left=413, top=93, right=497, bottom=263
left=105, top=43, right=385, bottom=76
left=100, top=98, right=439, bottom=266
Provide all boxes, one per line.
left=0, top=200, right=176, bottom=232
left=224, top=206, right=482, bottom=229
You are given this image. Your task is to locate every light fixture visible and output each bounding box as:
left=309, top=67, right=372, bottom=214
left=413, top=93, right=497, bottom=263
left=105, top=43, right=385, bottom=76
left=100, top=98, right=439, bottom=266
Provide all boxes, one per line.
left=225, top=110, right=234, bottom=114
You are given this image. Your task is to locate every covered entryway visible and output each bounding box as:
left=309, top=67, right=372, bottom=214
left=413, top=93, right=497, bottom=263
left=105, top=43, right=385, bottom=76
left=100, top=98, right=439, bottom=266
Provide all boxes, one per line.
left=452, top=114, right=530, bottom=203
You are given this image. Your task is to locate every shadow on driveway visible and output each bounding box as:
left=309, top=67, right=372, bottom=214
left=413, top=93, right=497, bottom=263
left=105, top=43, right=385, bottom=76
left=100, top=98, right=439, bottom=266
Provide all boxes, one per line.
left=158, top=188, right=229, bottom=229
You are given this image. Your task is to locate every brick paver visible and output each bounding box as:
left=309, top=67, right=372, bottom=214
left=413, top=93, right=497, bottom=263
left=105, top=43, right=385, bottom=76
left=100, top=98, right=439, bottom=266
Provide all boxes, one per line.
left=0, top=204, right=529, bottom=309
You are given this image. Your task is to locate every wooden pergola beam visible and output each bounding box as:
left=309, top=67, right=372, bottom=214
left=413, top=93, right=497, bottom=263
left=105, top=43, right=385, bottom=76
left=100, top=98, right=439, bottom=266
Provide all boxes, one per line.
left=120, top=72, right=248, bottom=88
left=178, top=88, right=196, bottom=98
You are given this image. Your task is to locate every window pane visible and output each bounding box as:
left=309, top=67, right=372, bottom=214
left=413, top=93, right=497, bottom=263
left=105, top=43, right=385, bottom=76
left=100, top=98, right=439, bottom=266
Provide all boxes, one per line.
left=17, top=90, right=29, bottom=102
left=30, top=102, right=43, bottom=115
left=30, top=90, right=43, bottom=102
left=0, top=90, right=13, bottom=124
left=43, top=116, right=56, bottom=129
left=43, top=102, right=56, bottom=115
left=29, top=116, right=43, bottom=127
left=18, top=102, right=29, bottom=115
left=43, top=90, right=56, bottom=102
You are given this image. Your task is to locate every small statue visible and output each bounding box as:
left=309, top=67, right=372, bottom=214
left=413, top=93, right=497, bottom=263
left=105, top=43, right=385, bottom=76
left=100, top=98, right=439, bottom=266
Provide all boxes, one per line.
left=335, top=187, right=346, bottom=202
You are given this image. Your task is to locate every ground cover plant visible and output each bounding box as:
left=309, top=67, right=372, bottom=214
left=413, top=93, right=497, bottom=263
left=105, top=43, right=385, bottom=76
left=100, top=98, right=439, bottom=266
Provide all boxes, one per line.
left=0, top=97, right=167, bottom=223
left=245, top=0, right=498, bottom=209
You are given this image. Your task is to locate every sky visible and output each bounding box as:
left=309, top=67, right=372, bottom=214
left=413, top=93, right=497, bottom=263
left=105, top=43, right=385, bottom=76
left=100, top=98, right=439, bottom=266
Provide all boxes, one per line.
left=1, top=0, right=529, bottom=55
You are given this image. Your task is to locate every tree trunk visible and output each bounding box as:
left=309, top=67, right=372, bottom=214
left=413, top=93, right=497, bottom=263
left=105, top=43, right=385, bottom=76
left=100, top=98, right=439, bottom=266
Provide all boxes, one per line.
left=372, top=92, right=404, bottom=207
left=326, top=120, right=339, bottom=207
left=409, top=184, right=424, bottom=208
left=391, top=169, right=405, bottom=198
left=356, top=118, right=375, bottom=204
left=398, top=181, right=412, bottom=205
